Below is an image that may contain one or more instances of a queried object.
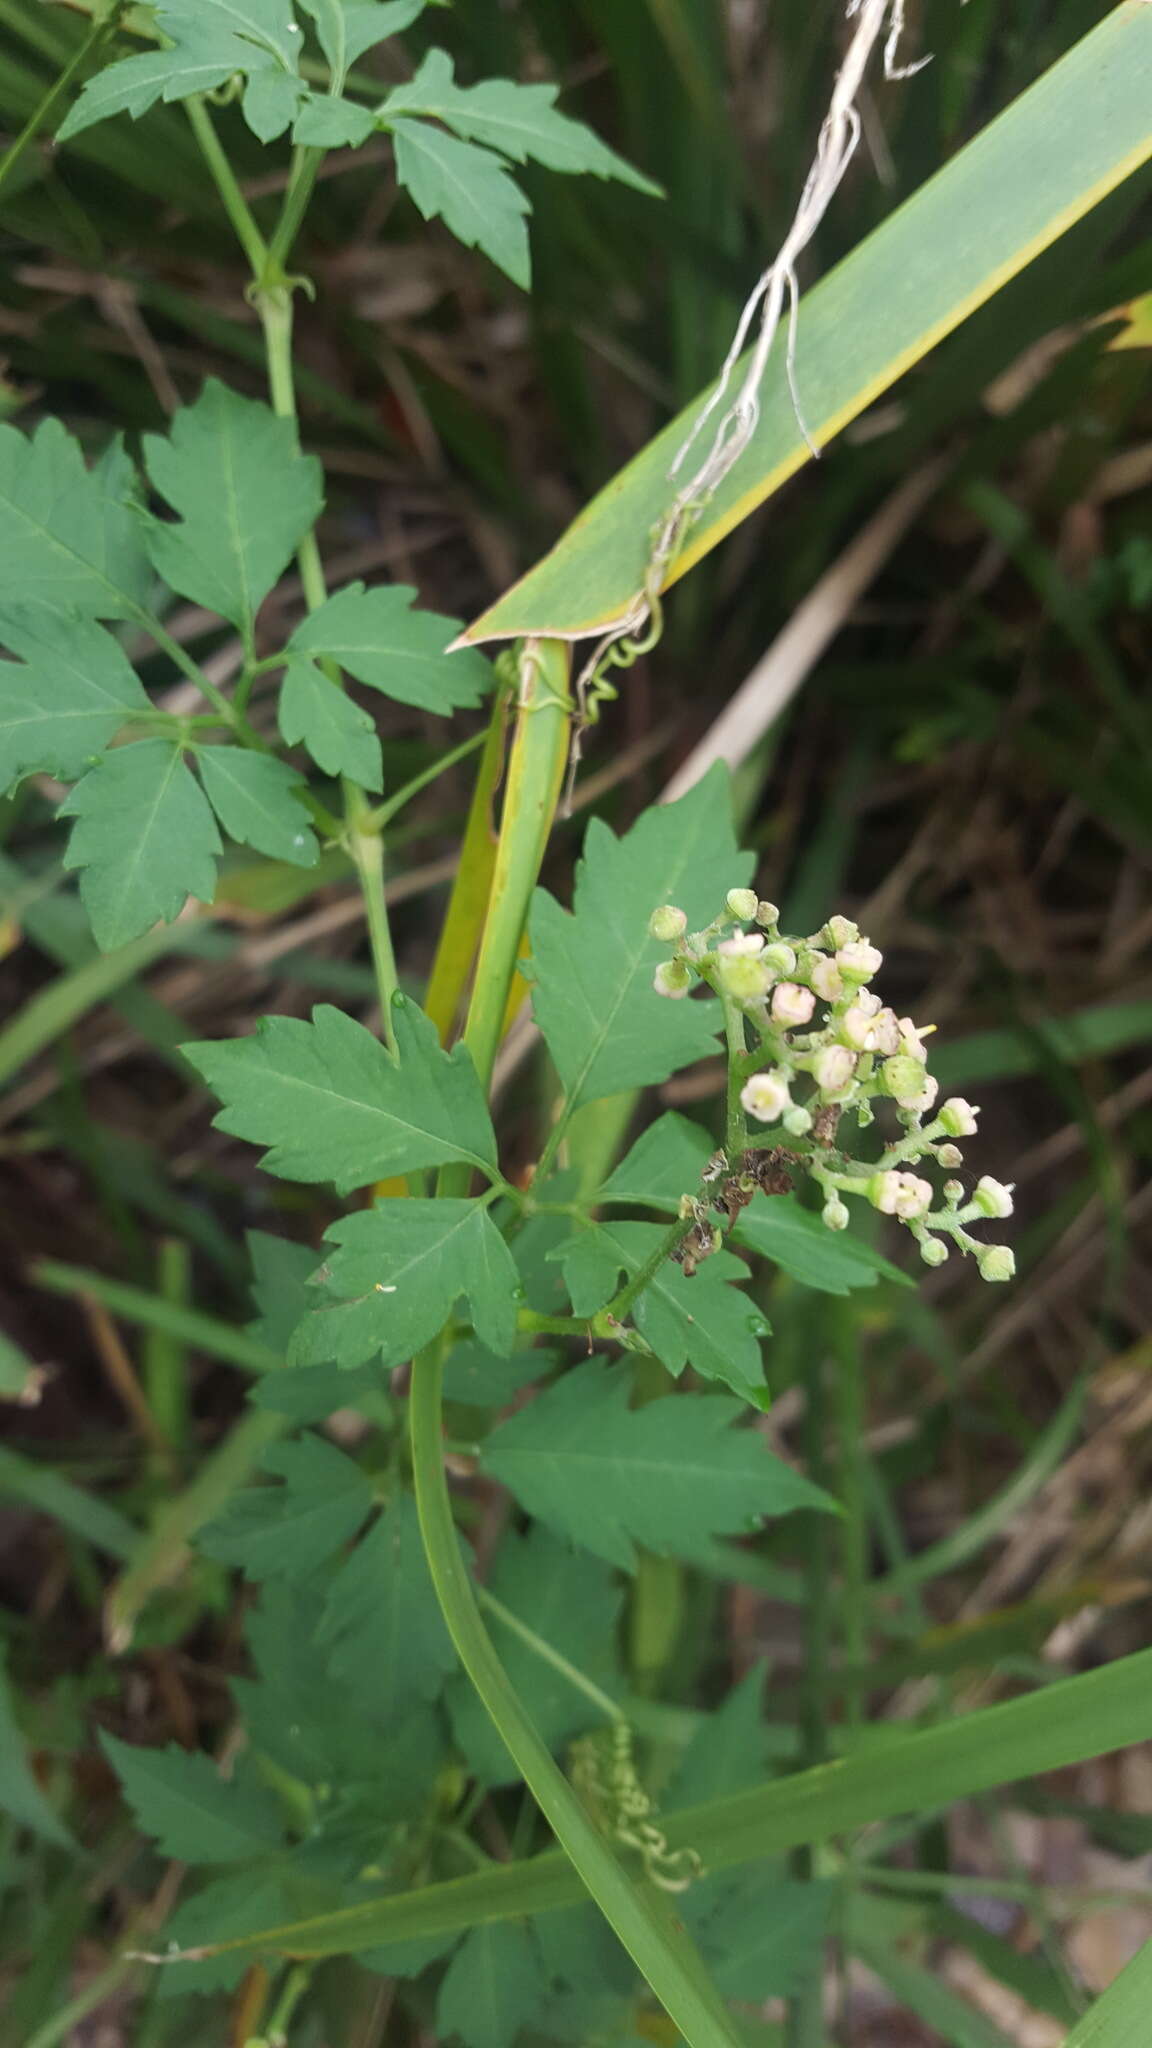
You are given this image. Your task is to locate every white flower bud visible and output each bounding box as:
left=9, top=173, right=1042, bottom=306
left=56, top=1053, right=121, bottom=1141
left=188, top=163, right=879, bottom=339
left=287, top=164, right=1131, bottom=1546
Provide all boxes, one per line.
left=761, top=941, right=797, bottom=980
left=920, top=1237, right=948, bottom=1267
left=870, top=1170, right=933, bottom=1220
left=771, top=981, right=815, bottom=1028
left=741, top=1071, right=791, bottom=1123
left=938, top=1098, right=979, bottom=1138
left=782, top=1105, right=812, bottom=1136
left=936, top=1143, right=963, bottom=1169
left=808, top=954, right=844, bottom=1003
left=726, top=887, right=759, bottom=921
left=649, top=904, right=687, bottom=942
left=836, top=940, right=883, bottom=983
left=973, top=1175, right=1014, bottom=1219
left=840, top=1002, right=877, bottom=1050
left=943, top=1179, right=965, bottom=1204
left=717, top=953, right=771, bottom=1001
left=812, top=1044, right=857, bottom=1097
left=822, top=915, right=859, bottom=950
left=717, top=930, right=766, bottom=956
left=868, top=1006, right=901, bottom=1056
left=977, top=1245, right=1015, bottom=1283
left=756, top=900, right=780, bottom=928
left=821, top=1197, right=850, bottom=1232
left=653, top=959, right=692, bottom=999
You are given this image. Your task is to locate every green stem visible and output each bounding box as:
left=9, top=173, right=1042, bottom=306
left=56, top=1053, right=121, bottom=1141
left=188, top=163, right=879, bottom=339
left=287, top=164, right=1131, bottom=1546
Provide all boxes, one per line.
left=834, top=1301, right=867, bottom=1742
left=0, top=1, right=126, bottom=202
left=722, top=994, right=749, bottom=1159
left=184, top=97, right=269, bottom=274
left=366, top=728, right=488, bottom=834
left=477, top=1586, right=623, bottom=1726
left=256, top=280, right=399, bottom=1050
left=409, top=1339, right=745, bottom=2047
left=135, top=612, right=237, bottom=723
left=599, top=1216, right=690, bottom=1328
left=266, top=145, right=324, bottom=274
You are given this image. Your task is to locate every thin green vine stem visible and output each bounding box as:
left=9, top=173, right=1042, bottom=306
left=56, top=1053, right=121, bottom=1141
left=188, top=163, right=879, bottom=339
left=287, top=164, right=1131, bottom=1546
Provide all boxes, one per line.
left=256, top=280, right=400, bottom=1048
left=365, top=727, right=487, bottom=833
left=183, top=98, right=269, bottom=275
left=0, top=1, right=126, bottom=203
left=476, top=1587, right=623, bottom=1725
left=409, top=1337, right=745, bottom=2048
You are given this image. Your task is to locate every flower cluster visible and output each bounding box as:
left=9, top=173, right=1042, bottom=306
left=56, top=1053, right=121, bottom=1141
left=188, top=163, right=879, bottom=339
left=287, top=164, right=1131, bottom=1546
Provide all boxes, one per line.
left=648, top=893, right=1015, bottom=1282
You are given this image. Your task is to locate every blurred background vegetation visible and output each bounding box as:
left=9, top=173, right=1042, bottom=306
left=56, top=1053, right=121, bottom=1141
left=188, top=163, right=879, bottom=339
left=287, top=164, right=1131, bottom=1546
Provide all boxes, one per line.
left=2, top=1, right=1152, bottom=2042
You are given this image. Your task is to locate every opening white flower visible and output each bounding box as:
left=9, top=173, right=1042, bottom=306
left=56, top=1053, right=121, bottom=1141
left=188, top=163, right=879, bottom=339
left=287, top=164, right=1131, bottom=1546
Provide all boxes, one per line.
left=835, top=939, right=883, bottom=982
left=870, top=1170, right=933, bottom=1220
left=808, top=954, right=844, bottom=1003
left=973, top=1175, right=1014, bottom=1219
left=741, top=1071, right=791, bottom=1123
left=771, top=981, right=815, bottom=1027
left=812, top=1044, right=856, bottom=1097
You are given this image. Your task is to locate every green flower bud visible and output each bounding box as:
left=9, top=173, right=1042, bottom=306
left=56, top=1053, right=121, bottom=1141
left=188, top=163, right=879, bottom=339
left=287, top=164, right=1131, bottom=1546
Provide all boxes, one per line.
left=756, top=900, right=781, bottom=928
left=649, top=904, right=688, bottom=942
left=977, top=1244, right=1015, bottom=1283
left=821, top=1197, right=850, bottom=1232
left=822, top=915, right=859, bottom=949
left=879, top=1054, right=928, bottom=1104
left=920, top=1237, right=948, bottom=1267
left=717, top=953, right=772, bottom=1002
left=725, top=887, right=759, bottom=921
left=653, top=959, right=692, bottom=998
left=936, top=1143, right=963, bottom=1169
left=782, top=1105, right=812, bottom=1136
left=761, top=941, right=797, bottom=979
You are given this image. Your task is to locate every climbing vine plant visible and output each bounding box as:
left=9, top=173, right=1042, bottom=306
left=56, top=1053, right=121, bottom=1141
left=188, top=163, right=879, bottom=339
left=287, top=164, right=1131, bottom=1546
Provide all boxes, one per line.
left=12, top=1, right=1152, bottom=2043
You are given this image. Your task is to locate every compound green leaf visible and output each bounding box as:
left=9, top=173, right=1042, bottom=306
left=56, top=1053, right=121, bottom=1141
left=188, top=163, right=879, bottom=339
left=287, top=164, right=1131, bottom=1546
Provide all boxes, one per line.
left=197, top=1432, right=374, bottom=1580
left=196, top=746, right=318, bottom=866
left=447, top=1526, right=622, bottom=1784
left=284, top=582, right=492, bottom=713
left=437, top=1920, right=552, bottom=2048
left=183, top=996, right=497, bottom=1191
left=530, top=768, right=751, bottom=1109
left=733, top=1201, right=911, bottom=1295
left=391, top=120, right=531, bottom=288
left=153, top=1873, right=291, bottom=2000
left=292, top=92, right=376, bottom=147
left=319, top=1496, right=456, bottom=1721
left=242, top=68, right=306, bottom=142
left=598, top=1111, right=715, bottom=1210
left=0, top=419, right=152, bottom=620
left=290, top=1198, right=519, bottom=1369
left=683, top=1864, right=832, bottom=2004
left=382, top=50, right=659, bottom=194
left=481, top=1361, right=833, bottom=1570
left=61, top=738, right=222, bottom=949
left=0, top=1647, right=73, bottom=1848
left=0, top=610, right=147, bottom=787
left=663, top=1665, right=770, bottom=1811
left=558, top=1222, right=765, bottom=1400
left=101, top=1733, right=285, bottom=1863
left=246, top=1231, right=320, bottom=1356
left=278, top=657, right=383, bottom=789
left=601, top=1113, right=910, bottom=1295
left=58, top=2, right=295, bottom=141
left=299, top=0, right=425, bottom=72
left=441, top=1340, right=553, bottom=1408
left=143, top=381, right=323, bottom=633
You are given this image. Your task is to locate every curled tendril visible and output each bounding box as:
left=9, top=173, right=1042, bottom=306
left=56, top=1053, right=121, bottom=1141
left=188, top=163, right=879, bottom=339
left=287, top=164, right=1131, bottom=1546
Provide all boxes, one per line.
left=570, top=1723, right=703, bottom=1894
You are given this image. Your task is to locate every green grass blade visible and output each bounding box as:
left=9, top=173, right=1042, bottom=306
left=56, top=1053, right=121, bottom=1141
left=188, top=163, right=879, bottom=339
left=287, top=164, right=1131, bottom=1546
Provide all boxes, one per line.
left=463, top=2, right=1152, bottom=642
left=1062, top=1936, right=1152, bottom=2046
left=31, top=1260, right=281, bottom=1377
left=172, top=1645, right=1152, bottom=1963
